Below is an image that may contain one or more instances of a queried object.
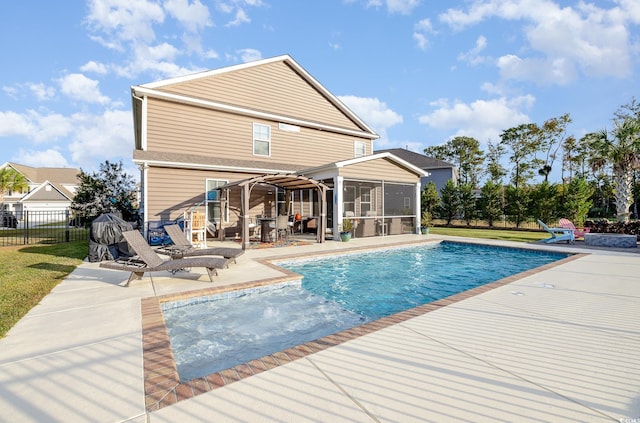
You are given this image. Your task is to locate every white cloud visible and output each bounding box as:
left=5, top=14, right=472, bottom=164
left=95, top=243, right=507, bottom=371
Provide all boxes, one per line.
left=413, top=19, right=434, bottom=50
left=367, top=0, right=421, bottom=15
left=112, top=43, right=204, bottom=78
left=85, top=0, right=165, bottom=50
left=164, top=0, right=211, bottom=32
left=0, top=110, right=74, bottom=143
left=439, top=0, right=639, bottom=83
left=339, top=95, right=403, bottom=143
left=418, top=96, right=534, bottom=142
left=497, top=54, right=577, bottom=85
left=13, top=149, right=69, bottom=168
left=28, top=83, right=56, bottom=101
left=68, top=110, right=133, bottom=167
left=457, top=35, right=488, bottom=66
left=0, top=108, right=132, bottom=169
left=80, top=61, right=108, bottom=74
left=226, top=8, right=250, bottom=27
left=58, top=74, right=111, bottom=104
left=236, top=48, right=263, bottom=63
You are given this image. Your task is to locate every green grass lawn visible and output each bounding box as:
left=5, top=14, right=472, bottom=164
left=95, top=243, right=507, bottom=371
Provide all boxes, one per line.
left=429, top=226, right=549, bottom=243
left=0, top=240, right=87, bottom=338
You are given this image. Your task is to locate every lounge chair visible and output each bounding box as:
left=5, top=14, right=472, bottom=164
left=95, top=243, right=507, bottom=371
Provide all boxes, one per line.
left=558, top=218, right=590, bottom=239
left=537, top=219, right=575, bottom=244
left=100, top=230, right=229, bottom=286
left=161, top=224, right=244, bottom=263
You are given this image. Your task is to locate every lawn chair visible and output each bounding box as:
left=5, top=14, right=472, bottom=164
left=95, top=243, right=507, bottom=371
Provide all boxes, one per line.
left=558, top=218, right=590, bottom=239
left=162, top=224, right=244, bottom=263
left=537, top=219, right=575, bottom=244
left=99, top=230, right=228, bottom=286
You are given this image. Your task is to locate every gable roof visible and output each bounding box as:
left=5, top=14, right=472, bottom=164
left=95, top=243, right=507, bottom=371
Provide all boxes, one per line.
left=19, top=180, right=73, bottom=202
left=374, top=148, right=455, bottom=170
left=5, top=162, right=79, bottom=184
left=131, top=55, right=378, bottom=149
left=301, top=152, right=428, bottom=178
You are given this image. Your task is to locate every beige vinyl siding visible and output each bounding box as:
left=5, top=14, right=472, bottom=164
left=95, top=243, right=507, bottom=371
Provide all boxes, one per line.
left=340, top=158, right=420, bottom=183
left=146, top=98, right=370, bottom=167
left=146, top=167, right=253, bottom=222
left=156, top=61, right=364, bottom=132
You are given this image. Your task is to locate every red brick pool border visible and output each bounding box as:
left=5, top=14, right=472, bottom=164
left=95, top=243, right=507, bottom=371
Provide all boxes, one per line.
left=141, top=242, right=585, bottom=411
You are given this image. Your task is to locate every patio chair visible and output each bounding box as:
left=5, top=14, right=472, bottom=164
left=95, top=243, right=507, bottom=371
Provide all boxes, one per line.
left=558, top=218, right=590, bottom=239
left=99, top=230, right=229, bottom=286
left=537, top=219, right=575, bottom=244
left=275, top=215, right=291, bottom=242
left=161, top=224, right=244, bottom=263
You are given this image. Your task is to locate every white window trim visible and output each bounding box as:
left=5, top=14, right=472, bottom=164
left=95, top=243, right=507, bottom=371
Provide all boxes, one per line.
left=360, top=186, right=373, bottom=214
left=253, top=123, right=271, bottom=157
left=354, top=140, right=366, bottom=158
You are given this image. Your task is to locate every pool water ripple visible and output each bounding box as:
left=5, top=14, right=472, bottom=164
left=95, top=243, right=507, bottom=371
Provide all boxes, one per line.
left=163, top=241, right=568, bottom=381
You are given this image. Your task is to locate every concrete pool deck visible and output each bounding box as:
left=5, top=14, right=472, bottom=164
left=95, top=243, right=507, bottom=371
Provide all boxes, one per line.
left=0, top=234, right=638, bottom=422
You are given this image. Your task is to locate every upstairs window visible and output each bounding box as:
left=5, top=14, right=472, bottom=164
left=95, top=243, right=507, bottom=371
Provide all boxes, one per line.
left=354, top=141, right=366, bottom=158
left=253, top=123, right=271, bottom=156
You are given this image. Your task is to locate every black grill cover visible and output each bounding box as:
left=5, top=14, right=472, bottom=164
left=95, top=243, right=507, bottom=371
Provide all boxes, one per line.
left=88, top=214, right=134, bottom=262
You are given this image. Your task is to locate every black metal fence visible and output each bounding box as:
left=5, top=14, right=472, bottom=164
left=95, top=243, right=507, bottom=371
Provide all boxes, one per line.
left=0, top=210, right=89, bottom=247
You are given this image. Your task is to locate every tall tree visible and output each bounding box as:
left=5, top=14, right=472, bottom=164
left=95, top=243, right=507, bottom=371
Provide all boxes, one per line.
left=71, top=160, right=138, bottom=226
left=439, top=179, right=459, bottom=225
left=500, top=123, right=540, bottom=190
left=0, top=167, right=28, bottom=205
left=586, top=101, right=640, bottom=222
left=420, top=181, right=439, bottom=215
left=479, top=180, right=503, bottom=227
left=562, top=177, right=593, bottom=225
left=500, top=123, right=539, bottom=227
left=536, top=114, right=572, bottom=182
left=485, top=141, right=507, bottom=184
left=529, top=181, right=558, bottom=224
left=562, top=134, right=591, bottom=181
left=424, top=136, right=484, bottom=187
left=458, top=182, right=476, bottom=225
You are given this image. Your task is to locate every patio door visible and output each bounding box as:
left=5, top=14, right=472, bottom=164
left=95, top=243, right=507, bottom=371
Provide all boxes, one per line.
left=205, top=179, right=228, bottom=230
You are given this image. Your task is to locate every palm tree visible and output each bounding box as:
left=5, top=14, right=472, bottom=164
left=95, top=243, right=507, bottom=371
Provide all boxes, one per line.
left=587, top=117, right=640, bottom=222
left=0, top=167, right=28, bottom=205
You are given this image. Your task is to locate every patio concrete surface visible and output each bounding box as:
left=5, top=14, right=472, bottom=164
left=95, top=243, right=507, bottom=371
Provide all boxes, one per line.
left=0, top=234, right=638, bottom=422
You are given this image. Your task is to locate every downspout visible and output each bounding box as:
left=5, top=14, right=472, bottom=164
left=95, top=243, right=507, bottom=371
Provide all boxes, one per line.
left=132, top=91, right=148, bottom=236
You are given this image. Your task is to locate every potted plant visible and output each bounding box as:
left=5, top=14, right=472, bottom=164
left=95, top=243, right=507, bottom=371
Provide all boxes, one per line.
left=340, top=217, right=353, bottom=242
left=420, top=211, right=431, bottom=235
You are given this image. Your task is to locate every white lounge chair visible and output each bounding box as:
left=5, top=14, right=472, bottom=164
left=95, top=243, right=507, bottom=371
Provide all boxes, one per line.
left=537, top=219, right=575, bottom=244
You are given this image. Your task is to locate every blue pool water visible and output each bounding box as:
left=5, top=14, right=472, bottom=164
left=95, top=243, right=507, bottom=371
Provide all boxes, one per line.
left=163, top=242, right=568, bottom=381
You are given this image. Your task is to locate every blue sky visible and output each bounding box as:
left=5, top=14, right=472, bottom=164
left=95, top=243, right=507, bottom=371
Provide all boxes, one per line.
left=1, top=0, right=639, bottom=182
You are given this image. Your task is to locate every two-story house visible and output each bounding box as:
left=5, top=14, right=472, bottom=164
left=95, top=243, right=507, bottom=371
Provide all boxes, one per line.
left=131, top=55, right=426, bottom=249
left=0, top=162, right=79, bottom=218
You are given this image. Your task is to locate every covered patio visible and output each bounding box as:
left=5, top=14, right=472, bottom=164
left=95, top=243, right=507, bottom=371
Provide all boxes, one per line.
left=220, top=174, right=329, bottom=250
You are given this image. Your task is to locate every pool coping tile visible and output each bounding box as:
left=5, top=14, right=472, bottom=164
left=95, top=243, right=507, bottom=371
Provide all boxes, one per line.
left=141, top=240, right=586, bottom=412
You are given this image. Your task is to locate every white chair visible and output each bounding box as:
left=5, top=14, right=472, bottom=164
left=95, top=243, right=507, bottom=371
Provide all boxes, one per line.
left=276, top=215, right=291, bottom=241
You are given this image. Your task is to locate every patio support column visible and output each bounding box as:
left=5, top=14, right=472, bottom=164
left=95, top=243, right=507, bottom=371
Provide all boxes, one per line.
left=333, top=176, right=344, bottom=241
left=241, top=183, right=250, bottom=250
left=318, top=185, right=327, bottom=243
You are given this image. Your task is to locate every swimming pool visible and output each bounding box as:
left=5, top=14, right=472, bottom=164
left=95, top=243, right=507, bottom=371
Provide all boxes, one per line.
left=162, top=241, right=569, bottom=382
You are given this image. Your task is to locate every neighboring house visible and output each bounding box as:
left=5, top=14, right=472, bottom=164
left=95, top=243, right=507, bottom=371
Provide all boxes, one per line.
left=131, top=55, right=427, bottom=248
left=0, top=162, right=79, bottom=217
left=375, top=148, right=457, bottom=193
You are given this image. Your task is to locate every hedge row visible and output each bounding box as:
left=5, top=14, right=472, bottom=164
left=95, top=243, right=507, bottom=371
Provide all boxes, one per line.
left=584, top=220, right=640, bottom=240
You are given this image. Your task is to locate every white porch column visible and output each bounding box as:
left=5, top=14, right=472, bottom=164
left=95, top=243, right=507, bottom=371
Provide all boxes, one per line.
left=333, top=176, right=344, bottom=241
